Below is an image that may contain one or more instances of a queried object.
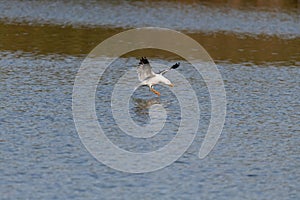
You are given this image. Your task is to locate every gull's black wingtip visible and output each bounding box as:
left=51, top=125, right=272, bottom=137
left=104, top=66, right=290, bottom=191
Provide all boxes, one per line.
left=171, top=62, right=180, bottom=69
left=139, top=57, right=149, bottom=65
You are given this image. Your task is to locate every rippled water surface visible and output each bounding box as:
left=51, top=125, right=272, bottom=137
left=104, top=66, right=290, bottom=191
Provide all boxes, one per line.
left=1, top=0, right=299, bottom=37
left=1, top=0, right=299, bottom=199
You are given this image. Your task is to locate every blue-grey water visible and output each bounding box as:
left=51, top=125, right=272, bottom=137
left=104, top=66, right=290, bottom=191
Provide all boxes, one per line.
left=1, top=0, right=300, bottom=199
left=0, top=0, right=299, bottom=38
left=1, top=52, right=299, bottom=199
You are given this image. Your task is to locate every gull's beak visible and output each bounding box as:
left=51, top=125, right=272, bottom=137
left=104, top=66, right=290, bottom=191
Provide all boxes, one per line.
left=169, top=83, right=174, bottom=87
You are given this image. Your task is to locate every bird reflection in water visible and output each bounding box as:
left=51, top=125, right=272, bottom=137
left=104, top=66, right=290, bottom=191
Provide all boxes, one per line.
left=131, top=97, right=161, bottom=116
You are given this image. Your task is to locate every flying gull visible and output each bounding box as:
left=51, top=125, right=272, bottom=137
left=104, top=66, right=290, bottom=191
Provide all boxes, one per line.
left=137, top=57, right=180, bottom=96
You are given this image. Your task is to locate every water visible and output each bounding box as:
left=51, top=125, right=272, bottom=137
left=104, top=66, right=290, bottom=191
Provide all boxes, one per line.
left=1, top=0, right=299, bottom=199
left=0, top=0, right=299, bottom=37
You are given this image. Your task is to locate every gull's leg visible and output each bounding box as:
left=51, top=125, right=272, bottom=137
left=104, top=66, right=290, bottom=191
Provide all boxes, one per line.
left=150, top=87, right=161, bottom=96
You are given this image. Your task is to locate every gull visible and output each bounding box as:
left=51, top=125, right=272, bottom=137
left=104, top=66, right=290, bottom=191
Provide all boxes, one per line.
left=137, top=57, right=180, bottom=96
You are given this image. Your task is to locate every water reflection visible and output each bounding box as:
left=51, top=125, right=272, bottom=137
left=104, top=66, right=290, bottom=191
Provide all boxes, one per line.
left=0, top=0, right=299, bottom=65
left=131, top=97, right=161, bottom=116
left=1, top=23, right=299, bottom=65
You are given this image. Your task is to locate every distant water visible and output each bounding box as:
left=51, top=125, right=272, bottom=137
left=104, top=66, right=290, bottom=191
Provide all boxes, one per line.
left=0, top=0, right=299, bottom=38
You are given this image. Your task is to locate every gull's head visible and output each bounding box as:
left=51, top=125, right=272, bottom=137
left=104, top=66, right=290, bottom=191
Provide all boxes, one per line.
left=164, top=79, right=174, bottom=87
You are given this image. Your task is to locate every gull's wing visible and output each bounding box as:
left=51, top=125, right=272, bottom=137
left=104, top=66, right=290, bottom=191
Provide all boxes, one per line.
left=159, top=62, right=180, bottom=75
left=137, top=57, right=155, bottom=81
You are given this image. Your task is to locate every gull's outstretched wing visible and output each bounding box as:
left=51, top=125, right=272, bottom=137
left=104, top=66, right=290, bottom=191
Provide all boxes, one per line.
left=137, top=57, right=155, bottom=81
left=159, top=62, right=180, bottom=75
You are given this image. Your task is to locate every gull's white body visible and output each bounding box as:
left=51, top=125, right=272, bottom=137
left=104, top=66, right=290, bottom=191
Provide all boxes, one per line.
left=137, top=57, right=179, bottom=96
left=140, top=74, right=172, bottom=88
